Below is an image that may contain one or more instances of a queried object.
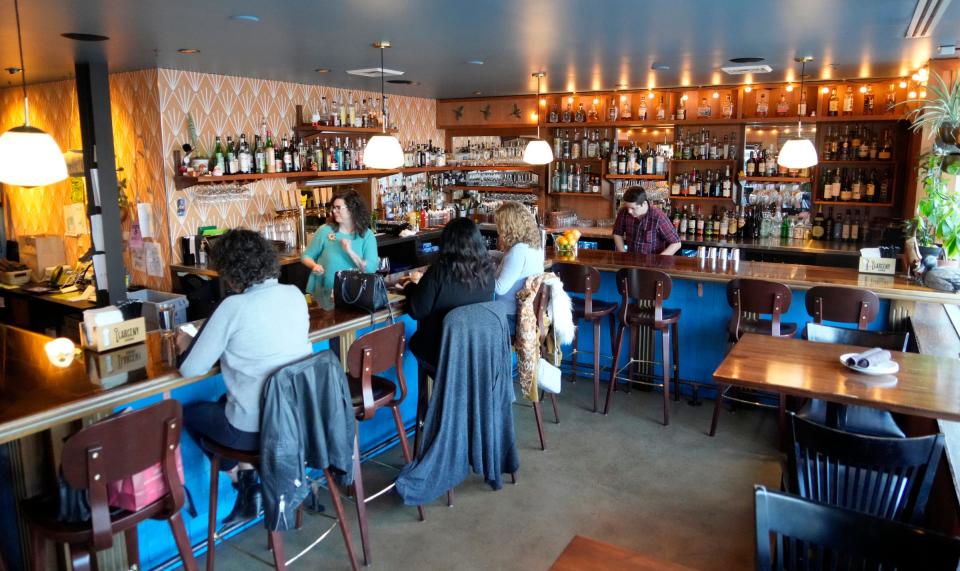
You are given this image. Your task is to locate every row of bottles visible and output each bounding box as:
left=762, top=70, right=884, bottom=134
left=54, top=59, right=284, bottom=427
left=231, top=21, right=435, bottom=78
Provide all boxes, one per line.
left=744, top=146, right=813, bottom=178
left=752, top=90, right=808, bottom=118
left=825, top=85, right=897, bottom=117
left=611, top=143, right=669, bottom=175
left=210, top=129, right=368, bottom=175
left=667, top=202, right=873, bottom=243
left=819, top=168, right=891, bottom=203
left=821, top=125, right=894, bottom=161
left=547, top=94, right=672, bottom=123
left=670, top=205, right=746, bottom=240
left=308, top=93, right=383, bottom=128
left=403, top=140, right=446, bottom=168
left=811, top=207, right=869, bottom=242
left=552, top=129, right=614, bottom=160
left=673, top=128, right=738, bottom=160
left=552, top=163, right=601, bottom=193
left=670, top=167, right=736, bottom=198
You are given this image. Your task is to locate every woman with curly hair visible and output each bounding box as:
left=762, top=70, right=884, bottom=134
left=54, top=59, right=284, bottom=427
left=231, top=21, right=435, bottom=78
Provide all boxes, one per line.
left=400, top=217, right=495, bottom=368
left=179, top=228, right=312, bottom=524
left=493, top=201, right=544, bottom=321
left=301, top=189, right=379, bottom=298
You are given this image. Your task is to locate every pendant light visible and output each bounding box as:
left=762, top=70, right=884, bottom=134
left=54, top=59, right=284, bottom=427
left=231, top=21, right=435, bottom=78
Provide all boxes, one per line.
left=0, top=0, right=67, bottom=187
left=362, top=41, right=404, bottom=170
left=522, top=71, right=554, bottom=165
left=777, top=56, right=818, bottom=170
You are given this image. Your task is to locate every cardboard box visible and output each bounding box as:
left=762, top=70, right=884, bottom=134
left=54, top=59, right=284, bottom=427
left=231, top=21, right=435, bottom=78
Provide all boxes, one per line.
left=80, top=317, right=147, bottom=352
left=20, top=235, right=65, bottom=281
left=858, top=256, right=897, bottom=275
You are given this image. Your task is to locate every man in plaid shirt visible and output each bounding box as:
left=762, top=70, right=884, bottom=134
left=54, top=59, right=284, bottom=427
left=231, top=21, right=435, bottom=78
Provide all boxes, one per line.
left=612, top=187, right=682, bottom=255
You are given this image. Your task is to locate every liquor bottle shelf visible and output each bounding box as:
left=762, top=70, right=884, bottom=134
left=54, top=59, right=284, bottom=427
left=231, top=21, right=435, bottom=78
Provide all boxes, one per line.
left=173, top=169, right=398, bottom=190
left=553, top=157, right=604, bottom=163
left=542, top=114, right=906, bottom=129
left=445, top=185, right=540, bottom=194
left=813, top=199, right=894, bottom=207
left=817, top=160, right=894, bottom=166
left=671, top=159, right=738, bottom=164
left=814, top=114, right=903, bottom=123
left=604, top=174, right=667, bottom=181
left=549, top=192, right=611, bottom=199
left=742, top=176, right=812, bottom=183
left=668, top=195, right=736, bottom=201
left=294, top=124, right=399, bottom=137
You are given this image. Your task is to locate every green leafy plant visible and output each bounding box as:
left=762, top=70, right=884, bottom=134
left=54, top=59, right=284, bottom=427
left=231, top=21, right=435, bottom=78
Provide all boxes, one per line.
left=903, top=72, right=960, bottom=140
left=910, top=152, right=960, bottom=258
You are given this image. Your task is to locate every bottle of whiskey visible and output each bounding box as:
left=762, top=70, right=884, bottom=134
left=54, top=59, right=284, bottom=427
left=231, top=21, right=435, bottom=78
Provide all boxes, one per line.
left=238, top=133, right=252, bottom=174
left=657, top=96, right=666, bottom=120
left=698, top=97, right=712, bottom=118
left=828, top=88, right=839, bottom=116
left=562, top=100, right=573, bottom=123
left=549, top=104, right=559, bottom=123
left=638, top=96, right=648, bottom=121
left=608, top=97, right=619, bottom=121
left=756, top=92, right=769, bottom=117
left=621, top=95, right=632, bottom=119
left=676, top=98, right=686, bottom=121
left=776, top=93, right=789, bottom=116
left=863, top=85, right=875, bottom=114
left=575, top=103, right=586, bottom=123
left=842, top=86, right=854, bottom=116
left=885, top=85, right=897, bottom=113
left=798, top=90, right=808, bottom=116
left=722, top=94, right=734, bottom=119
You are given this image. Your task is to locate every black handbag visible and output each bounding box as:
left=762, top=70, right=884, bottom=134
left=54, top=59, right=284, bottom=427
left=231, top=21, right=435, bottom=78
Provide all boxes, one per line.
left=334, top=270, right=391, bottom=317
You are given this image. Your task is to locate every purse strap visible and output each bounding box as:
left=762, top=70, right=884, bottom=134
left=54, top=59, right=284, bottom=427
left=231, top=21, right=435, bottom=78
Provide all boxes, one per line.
left=340, top=274, right=368, bottom=305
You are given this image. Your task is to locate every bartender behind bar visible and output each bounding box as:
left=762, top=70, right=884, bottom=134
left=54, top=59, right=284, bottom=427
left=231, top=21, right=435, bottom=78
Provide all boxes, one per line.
left=612, top=187, right=682, bottom=255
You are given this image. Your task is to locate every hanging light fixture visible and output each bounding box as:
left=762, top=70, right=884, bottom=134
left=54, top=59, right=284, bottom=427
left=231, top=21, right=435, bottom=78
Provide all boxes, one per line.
left=362, top=41, right=404, bottom=170
left=778, top=56, right=818, bottom=170
left=523, top=71, right=554, bottom=165
left=0, top=0, right=67, bottom=187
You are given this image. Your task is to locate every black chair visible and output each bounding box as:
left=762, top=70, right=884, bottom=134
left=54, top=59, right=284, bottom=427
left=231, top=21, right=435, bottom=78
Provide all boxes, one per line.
left=786, top=414, right=944, bottom=524
left=798, top=323, right=909, bottom=437
left=754, top=486, right=960, bottom=571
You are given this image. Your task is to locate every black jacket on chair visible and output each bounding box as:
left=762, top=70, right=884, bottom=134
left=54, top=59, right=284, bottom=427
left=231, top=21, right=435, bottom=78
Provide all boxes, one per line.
left=395, top=301, right=519, bottom=505
left=260, top=350, right=355, bottom=531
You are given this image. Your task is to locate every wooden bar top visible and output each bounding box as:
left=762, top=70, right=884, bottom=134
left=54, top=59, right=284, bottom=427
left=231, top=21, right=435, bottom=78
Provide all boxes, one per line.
left=546, top=248, right=960, bottom=304
left=713, top=334, right=960, bottom=422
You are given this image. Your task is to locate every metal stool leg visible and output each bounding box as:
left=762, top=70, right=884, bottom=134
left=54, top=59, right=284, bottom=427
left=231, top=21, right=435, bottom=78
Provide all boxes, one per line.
left=671, top=321, right=681, bottom=402
left=591, top=318, right=601, bottom=412
left=660, top=327, right=671, bottom=426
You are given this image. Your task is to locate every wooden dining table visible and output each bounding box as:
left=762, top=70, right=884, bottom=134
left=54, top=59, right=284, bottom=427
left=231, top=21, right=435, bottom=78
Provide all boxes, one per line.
left=713, top=334, right=960, bottom=424
left=550, top=535, right=697, bottom=571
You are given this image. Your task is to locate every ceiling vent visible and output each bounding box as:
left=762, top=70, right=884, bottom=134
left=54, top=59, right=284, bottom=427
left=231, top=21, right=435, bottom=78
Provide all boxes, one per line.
left=346, top=67, right=404, bottom=78
left=906, top=0, right=952, bottom=38
left=721, top=64, right=773, bottom=75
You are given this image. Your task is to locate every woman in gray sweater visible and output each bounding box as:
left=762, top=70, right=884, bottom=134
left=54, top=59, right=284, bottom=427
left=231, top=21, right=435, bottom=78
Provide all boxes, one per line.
left=179, top=229, right=312, bottom=524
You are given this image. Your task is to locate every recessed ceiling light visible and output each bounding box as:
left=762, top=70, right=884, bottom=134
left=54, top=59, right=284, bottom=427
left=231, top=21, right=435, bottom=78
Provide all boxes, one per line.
left=61, top=32, right=109, bottom=42
left=178, top=49, right=200, bottom=55
left=230, top=14, right=260, bottom=22
left=729, top=57, right=765, bottom=63
left=651, top=63, right=670, bottom=71
left=466, top=60, right=484, bottom=65
left=314, top=68, right=331, bottom=73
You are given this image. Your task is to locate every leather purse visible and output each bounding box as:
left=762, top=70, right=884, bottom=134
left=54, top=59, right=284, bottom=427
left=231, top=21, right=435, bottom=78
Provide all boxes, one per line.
left=334, top=270, right=390, bottom=314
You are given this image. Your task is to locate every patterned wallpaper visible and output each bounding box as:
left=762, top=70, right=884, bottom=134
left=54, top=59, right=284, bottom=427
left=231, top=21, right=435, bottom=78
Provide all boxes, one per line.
left=156, top=68, right=444, bottom=263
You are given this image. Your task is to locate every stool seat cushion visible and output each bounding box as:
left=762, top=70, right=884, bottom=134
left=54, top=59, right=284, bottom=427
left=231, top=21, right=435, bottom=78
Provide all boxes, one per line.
left=729, top=318, right=797, bottom=339
left=349, top=375, right=397, bottom=415
left=624, top=306, right=681, bottom=328
left=571, top=297, right=618, bottom=319
left=22, top=493, right=166, bottom=545
left=797, top=400, right=905, bottom=438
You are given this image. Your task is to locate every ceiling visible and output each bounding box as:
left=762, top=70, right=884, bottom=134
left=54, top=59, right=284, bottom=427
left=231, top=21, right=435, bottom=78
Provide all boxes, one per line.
left=1, top=0, right=957, bottom=100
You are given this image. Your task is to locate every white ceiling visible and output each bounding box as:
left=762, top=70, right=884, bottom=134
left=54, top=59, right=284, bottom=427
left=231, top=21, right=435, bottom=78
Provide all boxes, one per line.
left=1, top=0, right=957, bottom=99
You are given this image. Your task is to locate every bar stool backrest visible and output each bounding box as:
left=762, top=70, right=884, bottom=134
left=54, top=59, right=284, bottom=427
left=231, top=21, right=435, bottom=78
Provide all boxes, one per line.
left=347, top=321, right=407, bottom=419
left=615, top=268, right=672, bottom=323
left=727, top=278, right=792, bottom=339
left=552, top=262, right=600, bottom=314
left=60, top=399, right=184, bottom=549
left=805, top=286, right=879, bottom=330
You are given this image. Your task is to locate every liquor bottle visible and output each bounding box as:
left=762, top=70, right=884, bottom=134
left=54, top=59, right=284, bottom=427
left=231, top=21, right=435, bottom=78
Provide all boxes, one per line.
left=878, top=130, right=892, bottom=160
left=756, top=92, right=769, bottom=117
left=549, top=104, right=559, bottom=123
left=879, top=169, right=890, bottom=202
left=551, top=163, right=561, bottom=192
left=621, top=95, right=632, bottom=119
left=320, top=96, right=329, bottom=125
left=727, top=208, right=737, bottom=238
left=573, top=164, right=582, bottom=192
left=765, top=145, right=777, bottom=176
left=839, top=169, right=852, bottom=201
left=696, top=207, right=705, bottom=239
left=841, top=210, right=851, bottom=241
left=279, top=136, right=290, bottom=172
left=798, top=90, right=808, bottom=116
left=828, top=88, right=839, bottom=116
left=638, top=97, right=648, bottom=121
left=850, top=210, right=861, bottom=242
left=722, top=94, right=734, bottom=119
left=722, top=165, right=732, bottom=198
left=213, top=135, right=225, bottom=174
left=737, top=206, right=747, bottom=239
left=863, top=85, right=875, bottom=114
left=562, top=100, right=573, bottom=123
left=671, top=174, right=681, bottom=196
left=339, top=95, right=348, bottom=127
left=842, top=86, right=854, bottom=116
left=575, top=103, right=586, bottom=123
left=588, top=99, right=599, bottom=122
left=608, top=97, right=619, bottom=121
left=719, top=208, right=729, bottom=237
left=645, top=144, right=655, bottom=174
left=678, top=207, right=689, bottom=235
left=824, top=208, right=835, bottom=239
left=865, top=169, right=876, bottom=201
left=571, top=131, right=581, bottom=159
left=558, top=162, right=568, bottom=192
left=776, top=93, right=789, bottom=116
left=698, top=97, right=711, bottom=118
left=226, top=135, right=238, bottom=174
left=347, top=93, right=357, bottom=127
left=672, top=207, right=681, bottom=231
left=655, top=147, right=665, bottom=175
left=657, top=96, right=666, bottom=120
left=831, top=168, right=842, bottom=201
left=851, top=169, right=863, bottom=201
left=254, top=134, right=265, bottom=173
left=885, top=85, right=897, bottom=113
left=238, top=133, right=252, bottom=174
left=330, top=96, right=340, bottom=126
left=811, top=207, right=825, bottom=240
left=746, top=151, right=756, bottom=177
left=832, top=210, right=844, bottom=240
left=676, top=98, right=686, bottom=121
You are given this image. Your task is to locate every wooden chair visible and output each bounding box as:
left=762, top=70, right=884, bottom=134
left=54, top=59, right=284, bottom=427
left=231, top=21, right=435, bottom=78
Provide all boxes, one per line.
left=22, top=400, right=198, bottom=571
left=805, top=285, right=879, bottom=330
left=529, top=282, right=561, bottom=451
left=754, top=486, right=960, bottom=570
left=786, top=414, right=944, bottom=524
left=605, top=268, right=681, bottom=425
left=710, top=278, right=796, bottom=437
left=345, top=322, right=423, bottom=565
left=552, top=262, right=618, bottom=413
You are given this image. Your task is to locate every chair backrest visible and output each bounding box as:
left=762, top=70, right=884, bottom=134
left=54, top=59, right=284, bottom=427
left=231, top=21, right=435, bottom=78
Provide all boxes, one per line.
left=805, top=286, right=880, bottom=330
left=804, top=322, right=910, bottom=352
left=727, top=278, right=792, bottom=339
left=754, top=486, right=960, bottom=571
left=61, top=399, right=184, bottom=549
left=616, top=268, right=672, bottom=323
left=552, top=262, right=601, bottom=314
left=347, top=321, right=407, bottom=418
left=532, top=282, right=549, bottom=351
left=787, top=414, right=944, bottom=524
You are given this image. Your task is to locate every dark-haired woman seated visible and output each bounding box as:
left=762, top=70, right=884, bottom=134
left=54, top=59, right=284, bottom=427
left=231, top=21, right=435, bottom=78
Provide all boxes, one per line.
left=179, top=229, right=312, bottom=524
left=400, top=217, right=495, bottom=370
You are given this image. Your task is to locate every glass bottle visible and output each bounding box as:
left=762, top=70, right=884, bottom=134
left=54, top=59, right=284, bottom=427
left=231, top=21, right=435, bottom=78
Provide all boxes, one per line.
left=828, top=88, right=839, bottom=116
left=863, top=85, right=875, bottom=114
left=842, top=86, right=854, bottom=115
left=756, top=91, right=769, bottom=117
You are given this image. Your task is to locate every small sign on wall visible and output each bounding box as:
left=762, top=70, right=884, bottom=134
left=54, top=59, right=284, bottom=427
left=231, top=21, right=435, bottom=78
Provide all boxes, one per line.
left=858, top=256, right=896, bottom=275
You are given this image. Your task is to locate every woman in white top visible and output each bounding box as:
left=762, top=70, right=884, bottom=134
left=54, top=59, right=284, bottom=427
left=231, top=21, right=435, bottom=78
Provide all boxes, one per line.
left=493, top=201, right=545, bottom=325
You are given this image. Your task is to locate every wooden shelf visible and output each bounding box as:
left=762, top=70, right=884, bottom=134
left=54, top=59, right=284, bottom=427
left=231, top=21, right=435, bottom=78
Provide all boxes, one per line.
left=671, top=159, right=737, bottom=164
left=814, top=199, right=894, bottom=207
left=604, top=174, right=667, bottom=181
left=815, top=114, right=904, bottom=123
left=542, top=115, right=906, bottom=129
left=294, top=124, right=398, bottom=136
left=445, top=185, right=539, bottom=194
left=549, top=192, right=610, bottom=199
left=817, top=160, right=895, bottom=166
left=668, top=195, right=735, bottom=201
left=554, top=157, right=603, bottom=163
left=438, top=164, right=542, bottom=171
left=742, top=176, right=812, bottom=183
left=174, top=169, right=397, bottom=190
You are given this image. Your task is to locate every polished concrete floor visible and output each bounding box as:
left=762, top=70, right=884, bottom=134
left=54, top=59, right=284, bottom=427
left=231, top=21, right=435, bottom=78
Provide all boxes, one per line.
left=204, top=379, right=781, bottom=570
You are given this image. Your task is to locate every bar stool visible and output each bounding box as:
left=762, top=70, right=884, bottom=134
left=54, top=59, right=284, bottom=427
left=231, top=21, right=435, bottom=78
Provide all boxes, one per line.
left=528, top=282, right=561, bottom=450
left=805, top=285, right=879, bottom=330
left=345, top=322, right=424, bottom=565
left=604, top=268, right=681, bottom=425
left=552, top=262, right=618, bottom=413
left=22, top=400, right=198, bottom=571
left=710, top=278, right=797, bottom=437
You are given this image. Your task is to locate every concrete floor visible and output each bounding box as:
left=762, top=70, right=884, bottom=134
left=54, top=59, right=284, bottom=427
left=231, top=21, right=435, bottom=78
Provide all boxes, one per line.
left=204, top=379, right=782, bottom=571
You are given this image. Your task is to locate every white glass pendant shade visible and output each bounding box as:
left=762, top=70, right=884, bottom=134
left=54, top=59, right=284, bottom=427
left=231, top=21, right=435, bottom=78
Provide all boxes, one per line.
left=777, top=137, right=818, bottom=170
left=0, top=125, right=68, bottom=187
left=522, top=139, right=554, bottom=165
left=363, top=134, right=404, bottom=169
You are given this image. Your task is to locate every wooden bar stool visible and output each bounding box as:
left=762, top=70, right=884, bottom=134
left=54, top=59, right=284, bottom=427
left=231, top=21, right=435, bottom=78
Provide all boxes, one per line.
left=528, top=282, right=561, bottom=450
left=605, top=268, right=681, bottom=425
left=805, top=285, right=879, bottom=330
left=710, top=278, right=796, bottom=437
left=345, top=322, right=424, bottom=565
left=22, top=400, right=198, bottom=571
left=552, top=262, right=618, bottom=413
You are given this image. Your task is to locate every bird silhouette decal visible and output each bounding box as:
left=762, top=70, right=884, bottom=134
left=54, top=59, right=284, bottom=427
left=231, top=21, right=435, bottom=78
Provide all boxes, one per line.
left=480, top=104, right=491, bottom=120
left=453, top=105, right=464, bottom=121
left=510, top=103, right=521, bottom=119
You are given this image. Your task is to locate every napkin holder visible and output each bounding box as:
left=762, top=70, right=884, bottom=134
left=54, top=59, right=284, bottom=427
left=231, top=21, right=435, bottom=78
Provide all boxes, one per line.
left=80, top=317, right=147, bottom=352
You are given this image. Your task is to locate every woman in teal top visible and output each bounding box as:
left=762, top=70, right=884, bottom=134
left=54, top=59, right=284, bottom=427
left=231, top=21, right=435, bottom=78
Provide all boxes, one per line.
left=302, top=189, right=379, bottom=297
